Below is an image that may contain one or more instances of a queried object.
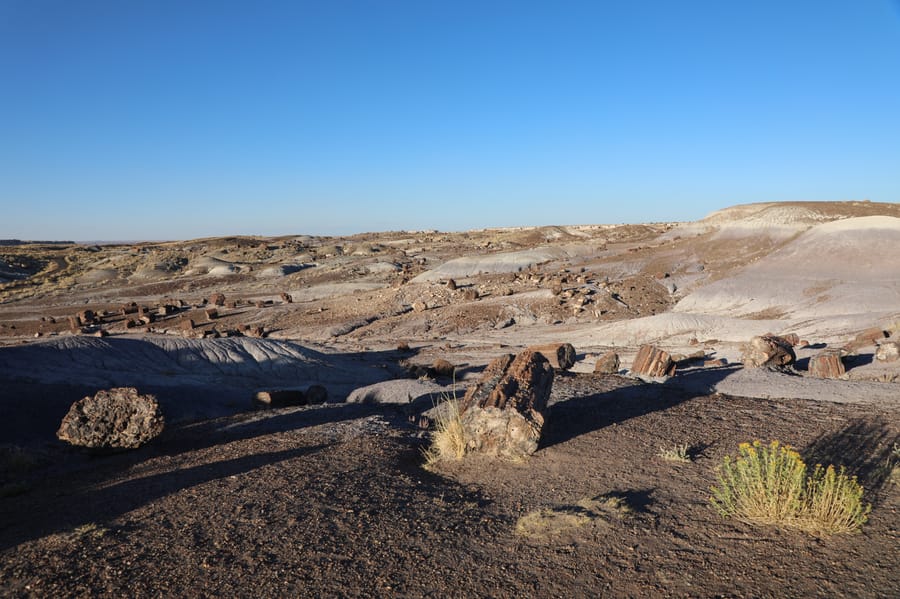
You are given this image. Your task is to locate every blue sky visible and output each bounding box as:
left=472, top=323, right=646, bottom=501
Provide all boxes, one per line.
left=2, top=1, right=899, bottom=240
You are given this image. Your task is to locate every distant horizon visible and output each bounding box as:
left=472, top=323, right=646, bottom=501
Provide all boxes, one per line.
left=2, top=2, right=898, bottom=240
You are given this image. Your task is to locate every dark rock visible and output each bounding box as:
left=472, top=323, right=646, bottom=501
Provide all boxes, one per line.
left=446, top=279, right=457, bottom=291
left=631, top=345, right=676, bottom=377
left=57, top=387, right=164, bottom=450
left=458, top=349, right=554, bottom=459
left=741, top=335, right=796, bottom=368
left=205, top=308, right=218, bottom=321
left=528, top=343, right=577, bottom=370
left=254, top=390, right=307, bottom=408
left=306, top=385, right=328, bottom=404
left=593, top=350, right=620, bottom=374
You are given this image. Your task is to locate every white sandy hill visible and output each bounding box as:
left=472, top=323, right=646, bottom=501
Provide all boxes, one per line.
left=675, top=215, right=900, bottom=320
left=562, top=214, right=900, bottom=350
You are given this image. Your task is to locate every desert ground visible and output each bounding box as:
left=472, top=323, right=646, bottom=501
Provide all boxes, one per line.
left=1, top=201, right=899, bottom=597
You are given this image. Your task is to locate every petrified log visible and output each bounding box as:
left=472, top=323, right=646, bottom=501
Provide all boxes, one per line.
left=280, top=292, right=293, bottom=304
left=594, top=350, right=620, bottom=374
left=430, top=359, right=456, bottom=378
left=875, top=341, right=900, bottom=363
left=57, top=387, right=164, bottom=450
left=528, top=343, right=577, bottom=370
left=808, top=350, right=846, bottom=379
left=209, top=293, right=226, bottom=307
left=844, top=327, right=889, bottom=352
left=741, top=335, right=796, bottom=368
left=631, top=345, right=676, bottom=377
left=458, top=350, right=554, bottom=459
left=306, top=385, right=328, bottom=404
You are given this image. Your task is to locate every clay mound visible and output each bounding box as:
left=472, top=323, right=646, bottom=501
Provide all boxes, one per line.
left=129, top=265, right=172, bottom=281
left=189, top=256, right=237, bottom=275
left=77, top=268, right=119, bottom=284
left=675, top=216, right=900, bottom=320
left=257, top=264, right=307, bottom=278
left=0, top=336, right=391, bottom=401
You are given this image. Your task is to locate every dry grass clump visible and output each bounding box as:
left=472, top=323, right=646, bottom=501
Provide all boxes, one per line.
left=711, top=440, right=870, bottom=534
left=423, top=399, right=466, bottom=468
left=515, top=494, right=631, bottom=539
left=658, top=443, right=691, bottom=463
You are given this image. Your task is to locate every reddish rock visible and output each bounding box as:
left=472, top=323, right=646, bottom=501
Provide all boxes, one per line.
left=209, top=293, right=226, bottom=307
left=704, top=358, right=728, bottom=367
left=845, top=327, right=889, bottom=352
left=430, top=358, right=456, bottom=378
left=247, top=326, right=265, bottom=338
left=741, top=335, right=796, bottom=368
left=808, top=351, right=846, bottom=379
left=446, top=279, right=457, bottom=290
left=57, top=387, right=164, bottom=450
left=280, top=292, right=293, bottom=304
left=528, top=343, right=577, bottom=370
left=205, top=308, right=218, bottom=321
left=594, top=350, right=620, bottom=374
left=631, top=345, right=676, bottom=377
left=181, top=318, right=195, bottom=331
left=459, top=350, right=554, bottom=459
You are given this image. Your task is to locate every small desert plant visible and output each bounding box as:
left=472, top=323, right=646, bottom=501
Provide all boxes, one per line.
left=423, top=399, right=466, bottom=468
left=711, top=440, right=870, bottom=534
left=515, top=494, right=631, bottom=539
left=658, top=443, right=691, bottom=463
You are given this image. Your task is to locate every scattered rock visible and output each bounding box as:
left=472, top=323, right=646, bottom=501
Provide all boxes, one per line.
left=875, top=341, right=900, bottom=363
left=77, top=309, right=96, bottom=326
left=704, top=358, right=728, bottom=367
left=205, top=308, right=218, bottom=321
left=808, top=350, right=846, bottom=379
left=56, top=387, right=164, bottom=450
left=741, top=335, right=796, bottom=368
left=494, top=317, right=515, bottom=330
left=528, top=343, right=577, bottom=370
left=461, top=288, right=479, bottom=301
left=446, top=279, right=457, bottom=290
left=430, top=358, right=456, bottom=378
left=254, top=390, right=306, bottom=408
left=631, top=345, right=676, bottom=377
left=594, top=350, right=620, bottom=374
left=209, top=293, right=226, bottom=307
left=280, top=292, right=293, bottom=304
left=458, top=350, right=554, bottom=459
left=412, top=301, right=427, bottom=313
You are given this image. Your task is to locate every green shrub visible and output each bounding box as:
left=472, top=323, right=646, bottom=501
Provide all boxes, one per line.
left=711, top=440, right=870, bottom=534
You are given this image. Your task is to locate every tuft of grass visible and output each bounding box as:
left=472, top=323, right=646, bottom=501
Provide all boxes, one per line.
left=515, top=495, right=631, bottom=539
left=711, top=440, right=870, bottom=534
left=423, top=399, right=467, bottom=468
left=71, top=523, right=109, bottom=540
left=658, top=443, right=692, bottom=463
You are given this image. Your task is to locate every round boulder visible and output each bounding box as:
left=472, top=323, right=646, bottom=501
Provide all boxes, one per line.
left=57, top=387, right=165, bottom=450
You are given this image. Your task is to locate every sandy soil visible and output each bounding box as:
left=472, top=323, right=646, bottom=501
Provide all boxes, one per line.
left=2, top=201, right=900, bottom=596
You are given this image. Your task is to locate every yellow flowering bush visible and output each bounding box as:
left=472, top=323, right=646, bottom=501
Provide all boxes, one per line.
left=711, top=440, right=870, bottom=534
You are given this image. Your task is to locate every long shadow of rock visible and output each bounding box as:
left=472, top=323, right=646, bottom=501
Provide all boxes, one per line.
left=802, top=417, right=899, bottom=500
left=541, top=367, right=738, bottom=449
left=0, top=443, right=326, bottom=551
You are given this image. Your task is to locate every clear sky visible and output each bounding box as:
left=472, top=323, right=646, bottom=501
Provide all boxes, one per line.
left=2, top=1, right=899, bottom=240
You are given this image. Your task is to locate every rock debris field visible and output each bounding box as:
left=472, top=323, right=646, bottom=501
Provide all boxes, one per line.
left=1, top=201, right=899, bottom=597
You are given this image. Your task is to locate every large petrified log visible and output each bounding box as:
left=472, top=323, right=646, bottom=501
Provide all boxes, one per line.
left=458, top=350, right=554, bottom=459
left=630, top=344, right=676, bottom=377
left=808, top=350, right=846, bottom=379
left=594, top=350, right=620, bottom=374
left=741, top=335, right=796, bottom=368
left=57, top=387, right=164, bottom=450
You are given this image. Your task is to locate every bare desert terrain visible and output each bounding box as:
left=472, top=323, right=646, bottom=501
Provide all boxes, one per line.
left=1, top=201, right=899, bottom=597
